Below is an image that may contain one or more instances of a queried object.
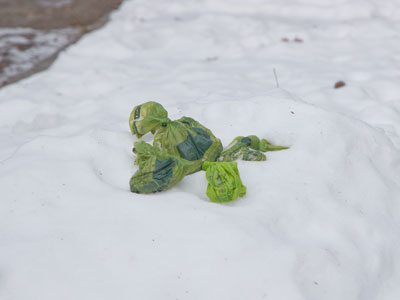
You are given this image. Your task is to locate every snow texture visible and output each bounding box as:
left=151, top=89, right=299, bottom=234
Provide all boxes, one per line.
left=1, top=0, right=400, bottom=299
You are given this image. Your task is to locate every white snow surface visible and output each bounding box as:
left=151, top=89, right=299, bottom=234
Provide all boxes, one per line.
left=1, top=0, right=400, bottom=299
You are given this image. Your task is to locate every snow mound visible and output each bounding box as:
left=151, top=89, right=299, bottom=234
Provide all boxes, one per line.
left=1, top=0, right=400, bottom=299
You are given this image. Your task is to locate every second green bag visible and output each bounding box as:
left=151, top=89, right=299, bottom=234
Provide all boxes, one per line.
left=154, top=116, right=222, bottom=163
left=130, top=141, right=202, bottom=193
left=129, top=101, right=223, bottom=163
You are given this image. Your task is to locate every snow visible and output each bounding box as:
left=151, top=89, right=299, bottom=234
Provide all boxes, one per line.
left=1, top=0, right=400, bottom=299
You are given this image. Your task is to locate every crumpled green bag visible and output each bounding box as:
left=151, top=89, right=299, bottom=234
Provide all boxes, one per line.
left=202, top=161, right=246, bottom=203
left=129, top=101, right=168, bottom=138
left=153, top=116, right=222, bottom=162
left=219, top=135, right=288, bottom=162
left=129, top=103, right=288, bottom=203
left=130, top=141, right=202, bottom=193
left=130, top=142, right=246, bottom=203
left=129, top=101, right=222, bottom=162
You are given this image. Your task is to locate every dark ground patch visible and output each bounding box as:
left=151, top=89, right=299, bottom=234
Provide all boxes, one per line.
left=0, top=0, right=123, bottom=88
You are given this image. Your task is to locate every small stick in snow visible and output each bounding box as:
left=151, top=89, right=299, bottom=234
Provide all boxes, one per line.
left=273, top=68, right=279, bottom=88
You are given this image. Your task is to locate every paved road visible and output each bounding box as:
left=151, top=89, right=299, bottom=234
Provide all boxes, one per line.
left=0, top=0, right=123, bottom=87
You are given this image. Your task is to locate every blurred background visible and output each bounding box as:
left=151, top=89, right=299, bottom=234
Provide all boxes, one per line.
left=0, top=0, right=123, bottom=88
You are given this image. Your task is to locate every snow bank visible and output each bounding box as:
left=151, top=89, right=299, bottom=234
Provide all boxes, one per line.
left=1, top=0, right=400, bottom=299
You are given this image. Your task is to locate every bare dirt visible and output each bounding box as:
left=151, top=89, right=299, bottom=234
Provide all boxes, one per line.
left=0, top=0, right=123, bottom=88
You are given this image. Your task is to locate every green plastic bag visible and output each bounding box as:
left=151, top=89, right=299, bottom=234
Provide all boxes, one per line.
left=219, top=135, right=288, bottom=162
left=129, top=101, right=168, bottom=138
left=154, top=116, right=222, bottom=163
left=129, top=103, right=287, bottom=202
left=129, top=101, right=223, bottom=162
left=130, top=142, right=247, bottom=203
left=202, top=161, right=246, bottom=203
left=130, top=141, right=202, bottom=193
